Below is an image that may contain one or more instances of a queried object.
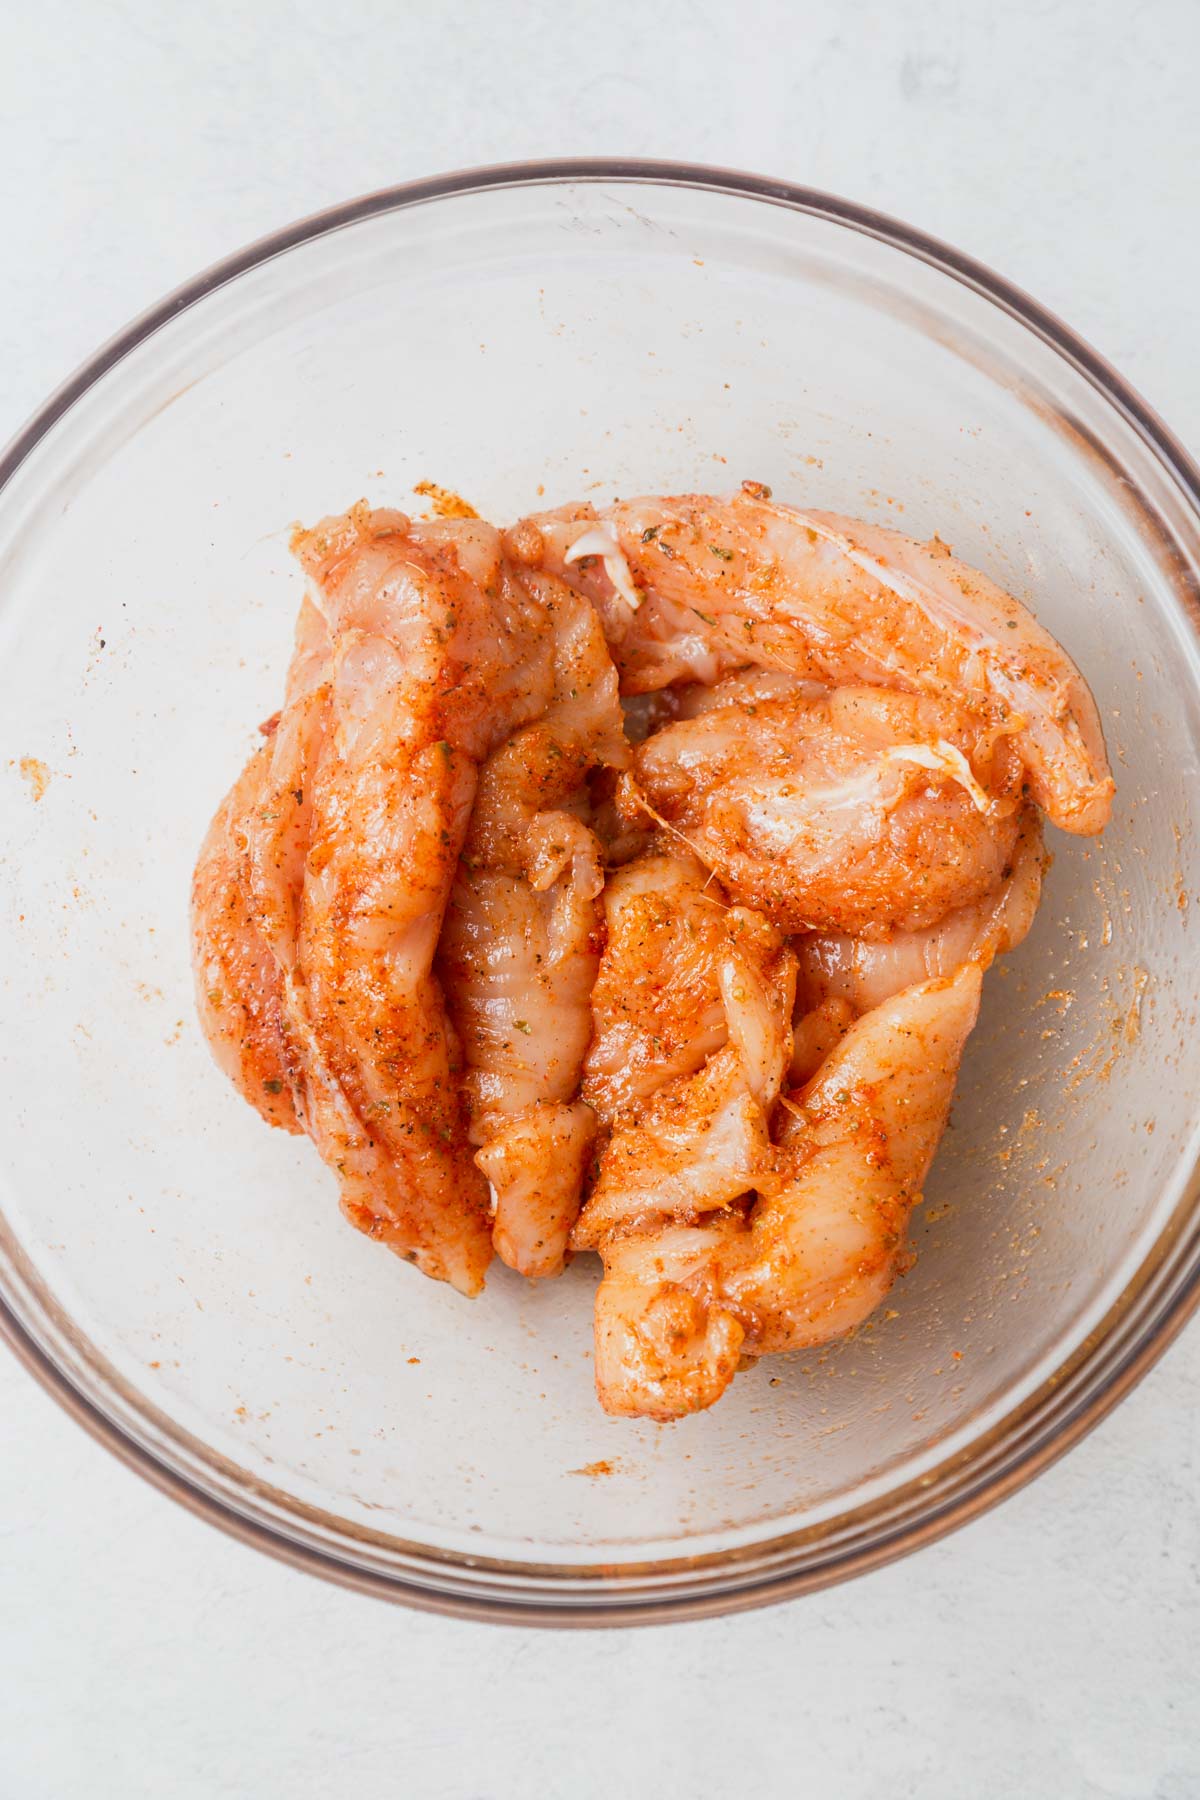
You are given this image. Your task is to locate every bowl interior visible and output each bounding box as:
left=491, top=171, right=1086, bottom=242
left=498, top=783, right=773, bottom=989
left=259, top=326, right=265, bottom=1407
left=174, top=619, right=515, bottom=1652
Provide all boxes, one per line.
left=1, top=172, right=1198, bottom=1608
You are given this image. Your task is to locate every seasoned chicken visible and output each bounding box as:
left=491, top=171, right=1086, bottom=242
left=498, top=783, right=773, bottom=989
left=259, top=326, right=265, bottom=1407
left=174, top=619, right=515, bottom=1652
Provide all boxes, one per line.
left=521, top=486, right=1114, bottom=835
left=721, top=963, right=983, bottom=1352
left=285, top=505, right=564, bottom=1293
left=438, top=573, right=629, bottom=1276
left=629, top=675, right=1022, bottom=936
left=191, top=738, right=301, bottom=1134
left=193, top=479, right=1112, bottom=1418
left=787, top=993, right=857, bottom=1086
left=796, top=805, right=1046, bottom=1012
left=592, top=965, right=982, bottom=1419
left=578, top=846, right=791, bottom=1246
left=583, top=849, right=744, bottom=1117
left=191, top=595, right=331, bottom=1134
left=192, top=505, right=564, bottom=1294
left=571, top=847, right=795, bottom=1412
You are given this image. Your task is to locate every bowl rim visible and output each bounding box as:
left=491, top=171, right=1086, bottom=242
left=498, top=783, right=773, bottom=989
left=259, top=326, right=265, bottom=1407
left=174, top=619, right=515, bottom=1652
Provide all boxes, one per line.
left=3, top=155, right=1199, bottom=1627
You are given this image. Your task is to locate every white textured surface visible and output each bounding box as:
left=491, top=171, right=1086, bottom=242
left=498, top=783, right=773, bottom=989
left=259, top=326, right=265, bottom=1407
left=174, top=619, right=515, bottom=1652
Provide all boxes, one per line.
left=2, top=2, right=1199, bottom=1795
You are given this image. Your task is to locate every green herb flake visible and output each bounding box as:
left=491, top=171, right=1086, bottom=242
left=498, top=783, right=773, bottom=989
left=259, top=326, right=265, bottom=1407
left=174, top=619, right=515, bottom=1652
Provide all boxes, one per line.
left=708, top=543, right=733, bottom=561
left=514, top=1019, right=533, bottom=1035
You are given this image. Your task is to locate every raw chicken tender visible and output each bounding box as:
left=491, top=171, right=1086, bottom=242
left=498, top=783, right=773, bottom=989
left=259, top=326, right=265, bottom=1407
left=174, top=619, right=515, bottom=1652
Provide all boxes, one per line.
left=797, top=806, right=1046, bottom=1012
left=592, top=966, right=982, bottom=1419
left=630, top=675, right=1022, bottom=935
left=192, top=739, right=302, bottom=1134
left=523, top=487, right=1113, bottom=834
left=439, top=572, right=629, bottom=1276
left=191, top=595, right=332, bottom=1134
left=583, top=849, right=747, bottom=1117
left=577, top=848, right=796, bottom=1236
left=194, top=504, right=560, bottom=1295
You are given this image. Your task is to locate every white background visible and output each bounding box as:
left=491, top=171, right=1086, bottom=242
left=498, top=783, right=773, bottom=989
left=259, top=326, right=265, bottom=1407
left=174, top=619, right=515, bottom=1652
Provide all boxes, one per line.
left=3, top=3, right=1199, bottom=1795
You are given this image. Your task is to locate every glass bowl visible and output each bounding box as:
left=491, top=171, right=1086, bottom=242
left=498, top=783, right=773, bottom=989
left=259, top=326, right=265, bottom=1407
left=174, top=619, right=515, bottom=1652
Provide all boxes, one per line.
left=2, top=160, right=1198, bottom=1626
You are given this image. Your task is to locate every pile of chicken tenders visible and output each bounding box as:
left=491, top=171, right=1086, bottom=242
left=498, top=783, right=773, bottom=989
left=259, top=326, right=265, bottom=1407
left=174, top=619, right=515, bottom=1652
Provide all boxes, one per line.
left=192, top=481, right=1113, bottom=1419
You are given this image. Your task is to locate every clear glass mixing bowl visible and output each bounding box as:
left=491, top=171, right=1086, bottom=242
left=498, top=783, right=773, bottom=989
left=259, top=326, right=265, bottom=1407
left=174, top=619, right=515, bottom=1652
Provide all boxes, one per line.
left=1, top=161, right=1198, bottom=1624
